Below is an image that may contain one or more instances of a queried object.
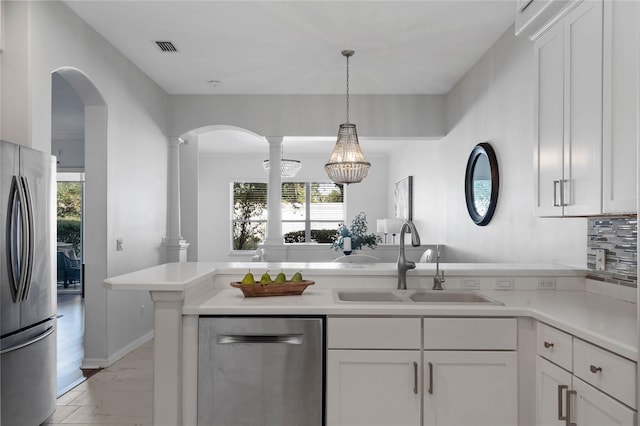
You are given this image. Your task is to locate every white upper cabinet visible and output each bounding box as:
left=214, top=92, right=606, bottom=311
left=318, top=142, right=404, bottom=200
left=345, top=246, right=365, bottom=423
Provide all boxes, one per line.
left=534, top=23, right=565, bottom=216
left=515, top=0, right=575, bottom=40
left=602, top=0, right=639, bottom=214
left=534, top=0, right=638, bottom=217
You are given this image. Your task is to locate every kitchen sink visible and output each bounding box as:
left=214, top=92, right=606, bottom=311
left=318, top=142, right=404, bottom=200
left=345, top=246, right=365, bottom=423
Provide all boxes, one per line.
left=334, top=289, right=503, bottom=305
left=407, top=290, right=502, bottom=305
left=336, top=290, right=405, bottom=303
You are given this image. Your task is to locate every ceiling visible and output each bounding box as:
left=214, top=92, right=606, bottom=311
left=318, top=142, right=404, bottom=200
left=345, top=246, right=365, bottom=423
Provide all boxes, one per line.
left=63, top=1, right=516, bottom=95
left=59, top=1, right=515, bottom=155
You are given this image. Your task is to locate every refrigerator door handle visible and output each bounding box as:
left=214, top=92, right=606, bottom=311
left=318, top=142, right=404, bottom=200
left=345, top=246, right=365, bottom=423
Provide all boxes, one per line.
left=6, top=176, right=34, bottom=303
left=6, top=176, right=22, bottom=302
left=19, top=176, right=34, bottom=300
left=0, top=325, right=54, bottom=355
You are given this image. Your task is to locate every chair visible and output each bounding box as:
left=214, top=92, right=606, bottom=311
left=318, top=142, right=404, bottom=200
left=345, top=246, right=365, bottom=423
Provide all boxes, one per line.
left=332, top=254, right=380, bottom=263
left=57, top=251, right=81, bottom=288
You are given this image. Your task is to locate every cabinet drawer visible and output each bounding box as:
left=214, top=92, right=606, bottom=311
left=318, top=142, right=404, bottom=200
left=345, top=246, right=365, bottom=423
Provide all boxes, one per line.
left=537, top=323, right=573, bottom=370
left=423, top=318, right=516, bottom=350
left=327, top=317, right=420, bottom=350
left=573, top=338, right=637, bottom=409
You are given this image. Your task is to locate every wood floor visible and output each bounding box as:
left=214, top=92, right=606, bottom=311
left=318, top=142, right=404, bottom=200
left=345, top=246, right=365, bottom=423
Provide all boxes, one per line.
left=56, top=294, right=86, bottom=396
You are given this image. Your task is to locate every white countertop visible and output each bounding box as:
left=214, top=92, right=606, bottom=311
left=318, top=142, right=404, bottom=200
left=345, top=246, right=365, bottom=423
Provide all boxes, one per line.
left=185, top=288, right=637, bottom=362
left=105, top=261, right=635, bottom=361
left=104, top=261, right=586, bottom=291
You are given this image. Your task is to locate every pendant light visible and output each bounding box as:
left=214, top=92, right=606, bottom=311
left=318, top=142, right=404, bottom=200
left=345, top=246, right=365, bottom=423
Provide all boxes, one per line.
left=325, top=49, right=371, bottom=184
left=263, top=144, right=301, bottom=178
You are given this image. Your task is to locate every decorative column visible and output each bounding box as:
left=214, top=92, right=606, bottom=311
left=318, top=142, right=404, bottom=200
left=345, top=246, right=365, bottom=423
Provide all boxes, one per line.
left=262, top=137, right=286, bottom=261
left=264, top=137, right=283, bottom=244
left=164, top=137, right=189, bottom=262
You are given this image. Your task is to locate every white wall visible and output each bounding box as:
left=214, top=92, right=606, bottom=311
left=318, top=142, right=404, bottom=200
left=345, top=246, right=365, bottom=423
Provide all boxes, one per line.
left=1, top=1, right=169, bottom=365
left=169, top=94, right=446, bottom=139
left=389, top=26, right=586, bottom=266
left=197, top=150, right=388, bottom=261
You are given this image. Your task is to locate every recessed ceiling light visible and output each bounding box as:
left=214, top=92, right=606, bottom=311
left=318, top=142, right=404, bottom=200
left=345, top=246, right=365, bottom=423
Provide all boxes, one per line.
left=208, top=80, right=222, bottom=88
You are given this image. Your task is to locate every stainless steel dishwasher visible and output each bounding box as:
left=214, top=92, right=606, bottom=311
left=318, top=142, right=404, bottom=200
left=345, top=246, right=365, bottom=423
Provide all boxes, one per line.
left=198, top=316, right=324, bottom=426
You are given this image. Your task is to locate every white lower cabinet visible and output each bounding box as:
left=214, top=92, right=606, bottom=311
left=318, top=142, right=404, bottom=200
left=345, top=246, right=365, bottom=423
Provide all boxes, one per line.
left=573, top=376, right=636, bottom=426
left=537, top=357, right=635, bottom=426
left=326, top=350, right=421, bottom=426
left=423, top=351, right=518, bottom=426
left=326, top=317, right=518, bottom=426
left=536, top=355, right=573, bottom=425
left=536, top=323, right=637, bottom=426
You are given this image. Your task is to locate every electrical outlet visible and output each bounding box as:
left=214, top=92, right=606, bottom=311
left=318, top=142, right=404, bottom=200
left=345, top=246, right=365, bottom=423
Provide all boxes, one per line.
left=537, top=278, right=556, bottom=290
left=462, top=279, right=480, bottom=289
left=116, top=238, right=124, bottom=251
left=594, top=248, right=606, bottom=271
left=496, top=279, right=514, bottom=290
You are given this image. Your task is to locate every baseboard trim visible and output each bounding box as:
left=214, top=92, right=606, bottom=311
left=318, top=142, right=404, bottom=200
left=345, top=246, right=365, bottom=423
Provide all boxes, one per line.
left=81, top=331, right=154, bottom=369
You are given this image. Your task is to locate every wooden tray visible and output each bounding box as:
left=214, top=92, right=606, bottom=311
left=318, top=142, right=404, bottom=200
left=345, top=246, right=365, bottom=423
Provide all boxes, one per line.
left=230, top=280, right=315, bottom=297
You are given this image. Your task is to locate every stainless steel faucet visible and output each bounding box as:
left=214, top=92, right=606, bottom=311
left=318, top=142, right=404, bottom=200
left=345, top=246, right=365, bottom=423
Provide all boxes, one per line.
left=433, top=244, right=445, bottom=290
left=397, top=221, right=421, bottom=290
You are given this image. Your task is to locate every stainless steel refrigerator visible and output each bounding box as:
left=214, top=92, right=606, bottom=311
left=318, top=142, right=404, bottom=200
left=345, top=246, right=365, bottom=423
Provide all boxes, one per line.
left=1, top=140, right=57, bottom=425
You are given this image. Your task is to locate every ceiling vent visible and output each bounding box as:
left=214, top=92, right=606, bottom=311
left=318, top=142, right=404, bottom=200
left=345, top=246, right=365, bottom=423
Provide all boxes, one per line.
left=155, top=41, right=178, bottom=52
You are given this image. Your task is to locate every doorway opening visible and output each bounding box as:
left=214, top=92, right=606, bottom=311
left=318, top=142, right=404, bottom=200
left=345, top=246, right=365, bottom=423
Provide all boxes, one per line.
left=51, top=68, right=108, bottom=395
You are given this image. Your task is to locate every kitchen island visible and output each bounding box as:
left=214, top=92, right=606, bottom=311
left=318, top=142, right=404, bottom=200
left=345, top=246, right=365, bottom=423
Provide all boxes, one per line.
left=105, top=262, right=637, bottom=426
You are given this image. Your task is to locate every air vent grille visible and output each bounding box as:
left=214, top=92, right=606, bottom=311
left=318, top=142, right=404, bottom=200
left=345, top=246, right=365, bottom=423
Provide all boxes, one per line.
left=155, top=41, right=178, bottom=52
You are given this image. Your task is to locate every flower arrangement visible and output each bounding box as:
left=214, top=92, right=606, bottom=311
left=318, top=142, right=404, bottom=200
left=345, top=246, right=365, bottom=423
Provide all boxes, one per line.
left=330, top=212, right=381, bottom=252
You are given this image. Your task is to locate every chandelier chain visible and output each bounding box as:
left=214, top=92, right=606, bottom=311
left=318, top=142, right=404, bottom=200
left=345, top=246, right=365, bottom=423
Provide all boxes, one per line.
left=346, top=53, right=350, bottom=123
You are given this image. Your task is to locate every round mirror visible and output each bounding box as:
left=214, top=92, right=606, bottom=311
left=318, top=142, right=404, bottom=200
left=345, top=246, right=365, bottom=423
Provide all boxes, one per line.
left=465, top=142, right=499, bottom=226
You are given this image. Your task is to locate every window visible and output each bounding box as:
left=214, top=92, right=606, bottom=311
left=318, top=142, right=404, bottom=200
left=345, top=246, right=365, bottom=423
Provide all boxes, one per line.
left=232, top=182, right=267, bottom=250
left=231, top=182, right=344, bottom=250
left=282, top=182, right=344, bottom=243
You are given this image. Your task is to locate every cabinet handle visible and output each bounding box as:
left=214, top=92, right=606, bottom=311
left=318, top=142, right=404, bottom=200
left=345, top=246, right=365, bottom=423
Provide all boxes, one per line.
left=428, top=362, right=433, bottom=395
left=544, top=341, right=554, bottom=349
left=565, top=389, right=577, bottom=426
left=553, top=180, right=561, bottom=207
left=413, top=362, right=418, bottom=394
left=557, top=384, right=568, bottom=421
left=589, top=365, right=602, bottom=373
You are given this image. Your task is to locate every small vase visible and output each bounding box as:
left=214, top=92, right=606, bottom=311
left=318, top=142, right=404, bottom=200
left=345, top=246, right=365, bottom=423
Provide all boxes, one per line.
left=343, top=251, right=352, bottom=256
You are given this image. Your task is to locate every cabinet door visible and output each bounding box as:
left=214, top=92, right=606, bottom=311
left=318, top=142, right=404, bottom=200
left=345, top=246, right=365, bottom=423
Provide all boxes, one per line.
left=572, top=377, right=636, bottom=426
left=326, top=350, right=420, bottom=426
left=424, top=351, right=517, bottom=426
left=602, top=0, right=639, bottom=213
left=534, top=22, right=565, bottom=216
left=536, top=356, right=572, bottom=426
left=562, top=0, right=603, bottom=216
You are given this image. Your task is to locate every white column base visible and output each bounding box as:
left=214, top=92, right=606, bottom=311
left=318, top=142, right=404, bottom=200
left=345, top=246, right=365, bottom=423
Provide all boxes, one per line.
left=164, top=239, right=190, bottom=263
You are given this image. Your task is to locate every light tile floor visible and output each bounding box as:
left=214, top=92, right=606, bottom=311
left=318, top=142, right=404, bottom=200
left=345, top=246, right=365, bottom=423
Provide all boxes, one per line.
left=44, top=340, right=153, bottom=425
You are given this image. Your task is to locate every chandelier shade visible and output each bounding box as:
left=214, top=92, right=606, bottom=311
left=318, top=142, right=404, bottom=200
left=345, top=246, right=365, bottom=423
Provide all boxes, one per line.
left=324, top=123, right=370, bottom=184
left=325, top=49, right=370, bottom=185
left=263, top=158, right=302, bottom=178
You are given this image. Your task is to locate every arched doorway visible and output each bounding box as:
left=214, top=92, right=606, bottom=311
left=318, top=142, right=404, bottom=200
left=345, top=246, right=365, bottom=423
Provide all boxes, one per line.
left=178, top=125, right=267, bottom=261
left=50, top=68, right=107, bottom=394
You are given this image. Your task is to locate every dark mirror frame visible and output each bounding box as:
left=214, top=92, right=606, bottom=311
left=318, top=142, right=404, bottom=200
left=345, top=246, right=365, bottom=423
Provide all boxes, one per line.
left=464, top=142, right=499, bottom=226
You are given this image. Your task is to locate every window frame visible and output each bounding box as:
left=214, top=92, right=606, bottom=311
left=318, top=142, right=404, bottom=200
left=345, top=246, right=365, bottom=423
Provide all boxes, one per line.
left=230, top=180, right=346, bottom=251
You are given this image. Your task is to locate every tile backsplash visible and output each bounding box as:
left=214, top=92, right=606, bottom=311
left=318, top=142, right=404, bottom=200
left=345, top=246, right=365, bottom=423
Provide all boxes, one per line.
left=587, top=217, right=637, bottom=287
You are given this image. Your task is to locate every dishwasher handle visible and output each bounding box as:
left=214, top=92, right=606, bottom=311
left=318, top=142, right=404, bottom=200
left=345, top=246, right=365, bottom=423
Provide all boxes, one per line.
left=217, top=334, right=304, bottom=345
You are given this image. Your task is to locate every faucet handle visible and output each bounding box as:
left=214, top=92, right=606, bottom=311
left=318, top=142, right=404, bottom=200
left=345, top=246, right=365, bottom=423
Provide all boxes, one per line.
left=440, top=270, right=445, bottom=281
left=407, top=260, right=416, bottom=270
